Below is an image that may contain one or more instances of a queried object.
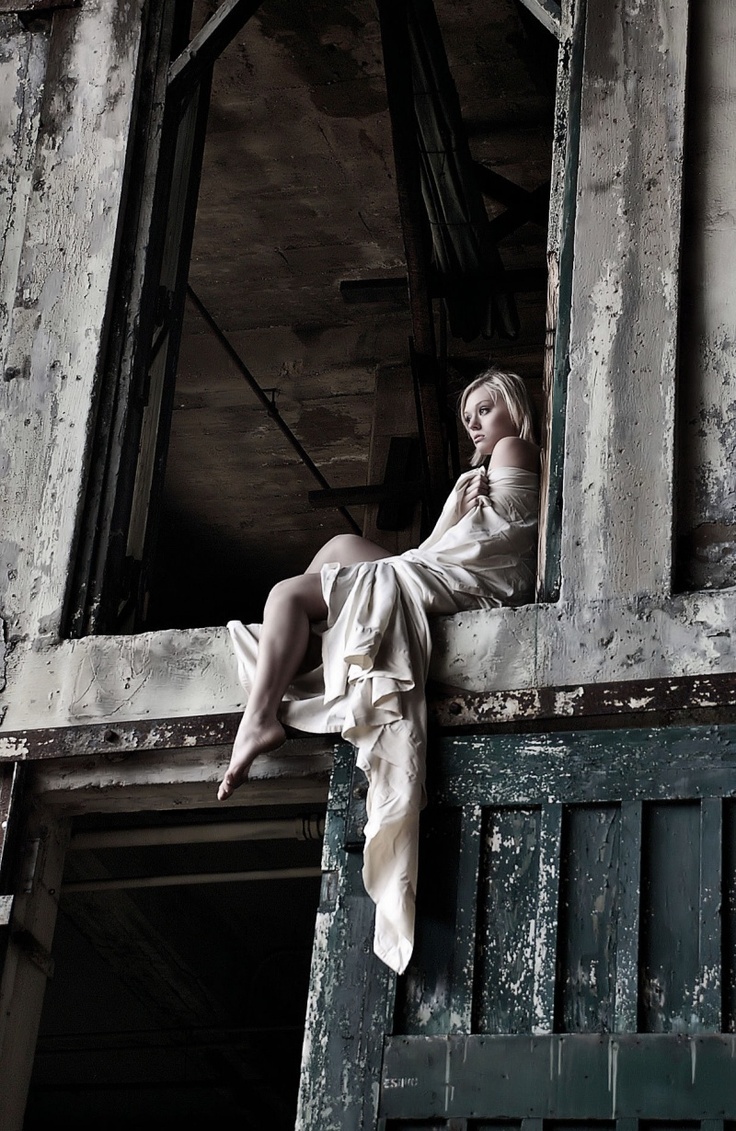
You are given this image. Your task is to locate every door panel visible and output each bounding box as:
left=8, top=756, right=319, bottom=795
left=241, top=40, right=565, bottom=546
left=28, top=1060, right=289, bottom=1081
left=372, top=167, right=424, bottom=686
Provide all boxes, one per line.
left=298, top=727, right=736, bottom=1129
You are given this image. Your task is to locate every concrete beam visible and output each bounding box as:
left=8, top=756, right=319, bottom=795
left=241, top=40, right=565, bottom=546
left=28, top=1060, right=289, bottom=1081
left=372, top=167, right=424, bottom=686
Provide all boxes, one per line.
left=2, top=587, right=736, bottom=737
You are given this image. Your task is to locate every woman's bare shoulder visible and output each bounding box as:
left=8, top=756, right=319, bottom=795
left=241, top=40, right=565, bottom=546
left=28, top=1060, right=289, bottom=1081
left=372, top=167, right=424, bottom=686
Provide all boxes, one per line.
left=489, top=436, right=539, bottom=472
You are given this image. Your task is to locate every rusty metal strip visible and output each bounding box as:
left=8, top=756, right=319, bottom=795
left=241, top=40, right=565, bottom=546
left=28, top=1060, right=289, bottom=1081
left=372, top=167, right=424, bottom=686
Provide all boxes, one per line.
left=0, top=714, right=238, bottom=761
left=433, top=670, right=736, bottom=728
left=2, top=671, right=736, bottom=762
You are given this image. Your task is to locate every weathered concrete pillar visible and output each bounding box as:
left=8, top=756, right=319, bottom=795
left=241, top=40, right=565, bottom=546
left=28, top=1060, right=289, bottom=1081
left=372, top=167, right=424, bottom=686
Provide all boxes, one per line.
left=560, top=0, right=689, bottom=603
left=677, top=0, right=736, bottom=590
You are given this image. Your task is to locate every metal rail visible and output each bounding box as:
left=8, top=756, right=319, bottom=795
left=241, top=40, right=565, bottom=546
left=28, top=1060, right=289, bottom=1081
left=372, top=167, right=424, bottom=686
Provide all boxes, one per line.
left=186, top=285, right=361, bottom=535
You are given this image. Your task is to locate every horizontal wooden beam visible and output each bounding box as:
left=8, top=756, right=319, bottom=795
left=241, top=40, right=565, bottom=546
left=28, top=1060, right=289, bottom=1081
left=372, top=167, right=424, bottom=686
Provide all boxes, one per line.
left=4, top=671, right=736, bottom=762
left=340, top=269, right=548, bottom=302
left=62, top=866, right=322, bottom=893
left=31, top=744, right=332, bottom=815
left=308, top=482, right=422, bottom=510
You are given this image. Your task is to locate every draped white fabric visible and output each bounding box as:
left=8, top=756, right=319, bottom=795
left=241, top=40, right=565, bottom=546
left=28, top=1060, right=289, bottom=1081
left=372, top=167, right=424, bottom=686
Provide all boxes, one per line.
left=228, top=467, right=538, bottom=973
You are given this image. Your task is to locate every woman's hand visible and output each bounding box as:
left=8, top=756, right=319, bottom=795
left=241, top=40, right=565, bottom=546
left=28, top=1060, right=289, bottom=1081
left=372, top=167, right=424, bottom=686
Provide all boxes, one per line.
left=458, top=467, right=490, bottom=516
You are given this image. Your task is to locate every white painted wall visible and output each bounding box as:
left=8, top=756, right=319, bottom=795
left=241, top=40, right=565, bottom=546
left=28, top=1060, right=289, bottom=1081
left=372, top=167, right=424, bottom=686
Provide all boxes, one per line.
left=0, top=1, right=145, bottom=652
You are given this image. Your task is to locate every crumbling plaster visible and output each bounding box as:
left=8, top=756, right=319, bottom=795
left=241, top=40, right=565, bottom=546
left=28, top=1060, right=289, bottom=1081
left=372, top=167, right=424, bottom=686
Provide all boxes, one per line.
left=0, top=1, right=146, bottom=648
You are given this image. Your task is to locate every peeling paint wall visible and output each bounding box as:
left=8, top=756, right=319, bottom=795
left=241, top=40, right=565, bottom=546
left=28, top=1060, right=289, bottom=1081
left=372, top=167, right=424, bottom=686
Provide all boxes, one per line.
left=0, top=1, right=145, bottom=650
left=677, top=0, right=736, bottom=590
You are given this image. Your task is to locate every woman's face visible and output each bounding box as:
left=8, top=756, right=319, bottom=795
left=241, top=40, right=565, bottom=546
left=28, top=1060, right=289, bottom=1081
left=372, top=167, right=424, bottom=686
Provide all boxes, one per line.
left=462, top=386, right=516, bottom=458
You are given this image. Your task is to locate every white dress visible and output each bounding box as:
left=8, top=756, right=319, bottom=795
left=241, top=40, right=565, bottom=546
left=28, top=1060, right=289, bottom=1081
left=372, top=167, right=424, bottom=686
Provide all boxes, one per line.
left=228, top=467, right=538, bottom=974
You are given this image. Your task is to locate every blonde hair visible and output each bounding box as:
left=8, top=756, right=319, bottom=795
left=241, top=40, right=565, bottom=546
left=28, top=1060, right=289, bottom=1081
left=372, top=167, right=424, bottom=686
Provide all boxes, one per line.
left=459, top=368, right=536, bottom=466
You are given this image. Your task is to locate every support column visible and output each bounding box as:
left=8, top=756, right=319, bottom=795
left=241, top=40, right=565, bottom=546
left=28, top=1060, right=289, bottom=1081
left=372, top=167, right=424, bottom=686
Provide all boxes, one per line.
left=0, top=803, right=70, bottom=1131
left=559, top=0, right=690, bottom=603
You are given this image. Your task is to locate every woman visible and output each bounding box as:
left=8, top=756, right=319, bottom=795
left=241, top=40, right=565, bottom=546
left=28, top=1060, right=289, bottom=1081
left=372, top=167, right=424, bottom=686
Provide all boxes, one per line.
left=221, top=368, right=539, bottom=972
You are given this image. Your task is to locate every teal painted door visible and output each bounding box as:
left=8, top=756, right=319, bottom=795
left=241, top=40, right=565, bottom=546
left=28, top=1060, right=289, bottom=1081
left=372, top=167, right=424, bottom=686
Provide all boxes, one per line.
left=297, top=727, right=736, bottom=1130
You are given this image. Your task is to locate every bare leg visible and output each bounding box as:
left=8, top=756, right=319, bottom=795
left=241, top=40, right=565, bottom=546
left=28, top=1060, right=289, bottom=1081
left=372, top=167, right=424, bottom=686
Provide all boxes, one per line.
left=306, top=533, right=390, bottom=573
left=219, top=535, right=391, bottom=801
left=218, top=574, right=327, bottom=800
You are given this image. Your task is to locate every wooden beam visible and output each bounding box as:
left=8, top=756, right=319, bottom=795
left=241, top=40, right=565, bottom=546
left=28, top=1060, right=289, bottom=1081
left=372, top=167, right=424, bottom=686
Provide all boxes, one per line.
left=515, top=0, right=562, bottom=40
left=31, top=743, right=332, bottom=816
left=486, top=181, right=550, bottom=242
left=308, top=482, right=422, bottom=510
left=167, top=0, right=263, bottom=100
left=0, top=810, right=70, bottom=1131
left=340, top=269, right=548, bottom=303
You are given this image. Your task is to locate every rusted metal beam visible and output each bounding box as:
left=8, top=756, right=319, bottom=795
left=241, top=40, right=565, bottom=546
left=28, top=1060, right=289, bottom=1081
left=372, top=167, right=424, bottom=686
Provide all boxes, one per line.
left=515, top=0, right=562, bottom=40
left=186, top=286, right=361, bottom=535
left=3, top=671, right=736, bottom=762
left=167, top=0, right=263, bottom=101
left=0, top=714, right=238, bottom=761
left=473, top=163, right=549, bottom=226
left=377, top=0, right=447, bottom=505
left=433, top=671, right=736, bottom=728
left=486, top=181, right=551, bottom=242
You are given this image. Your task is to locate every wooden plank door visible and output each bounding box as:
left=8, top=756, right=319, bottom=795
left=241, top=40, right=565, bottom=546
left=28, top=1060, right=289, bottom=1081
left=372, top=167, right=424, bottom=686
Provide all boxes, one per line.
left=298, top=726, right=736, bottom=1129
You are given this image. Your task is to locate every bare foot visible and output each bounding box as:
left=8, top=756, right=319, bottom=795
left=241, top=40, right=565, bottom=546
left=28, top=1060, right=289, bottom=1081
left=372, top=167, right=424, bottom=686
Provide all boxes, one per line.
left=218, top=715, right=286, bottom=801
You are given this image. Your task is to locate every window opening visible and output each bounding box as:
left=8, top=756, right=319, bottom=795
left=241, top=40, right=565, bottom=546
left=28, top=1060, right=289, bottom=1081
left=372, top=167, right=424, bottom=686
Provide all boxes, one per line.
left=68, top=0, right=570, bottom=636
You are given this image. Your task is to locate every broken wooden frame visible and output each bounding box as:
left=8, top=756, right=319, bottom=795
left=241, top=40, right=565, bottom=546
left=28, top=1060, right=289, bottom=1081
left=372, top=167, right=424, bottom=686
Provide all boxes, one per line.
left=67, top=0, right=268, bottom=636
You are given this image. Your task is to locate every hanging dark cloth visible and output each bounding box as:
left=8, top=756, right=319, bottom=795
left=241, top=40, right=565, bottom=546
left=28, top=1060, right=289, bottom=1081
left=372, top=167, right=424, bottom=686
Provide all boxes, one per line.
left=408, top=0, right=519, bottom=342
